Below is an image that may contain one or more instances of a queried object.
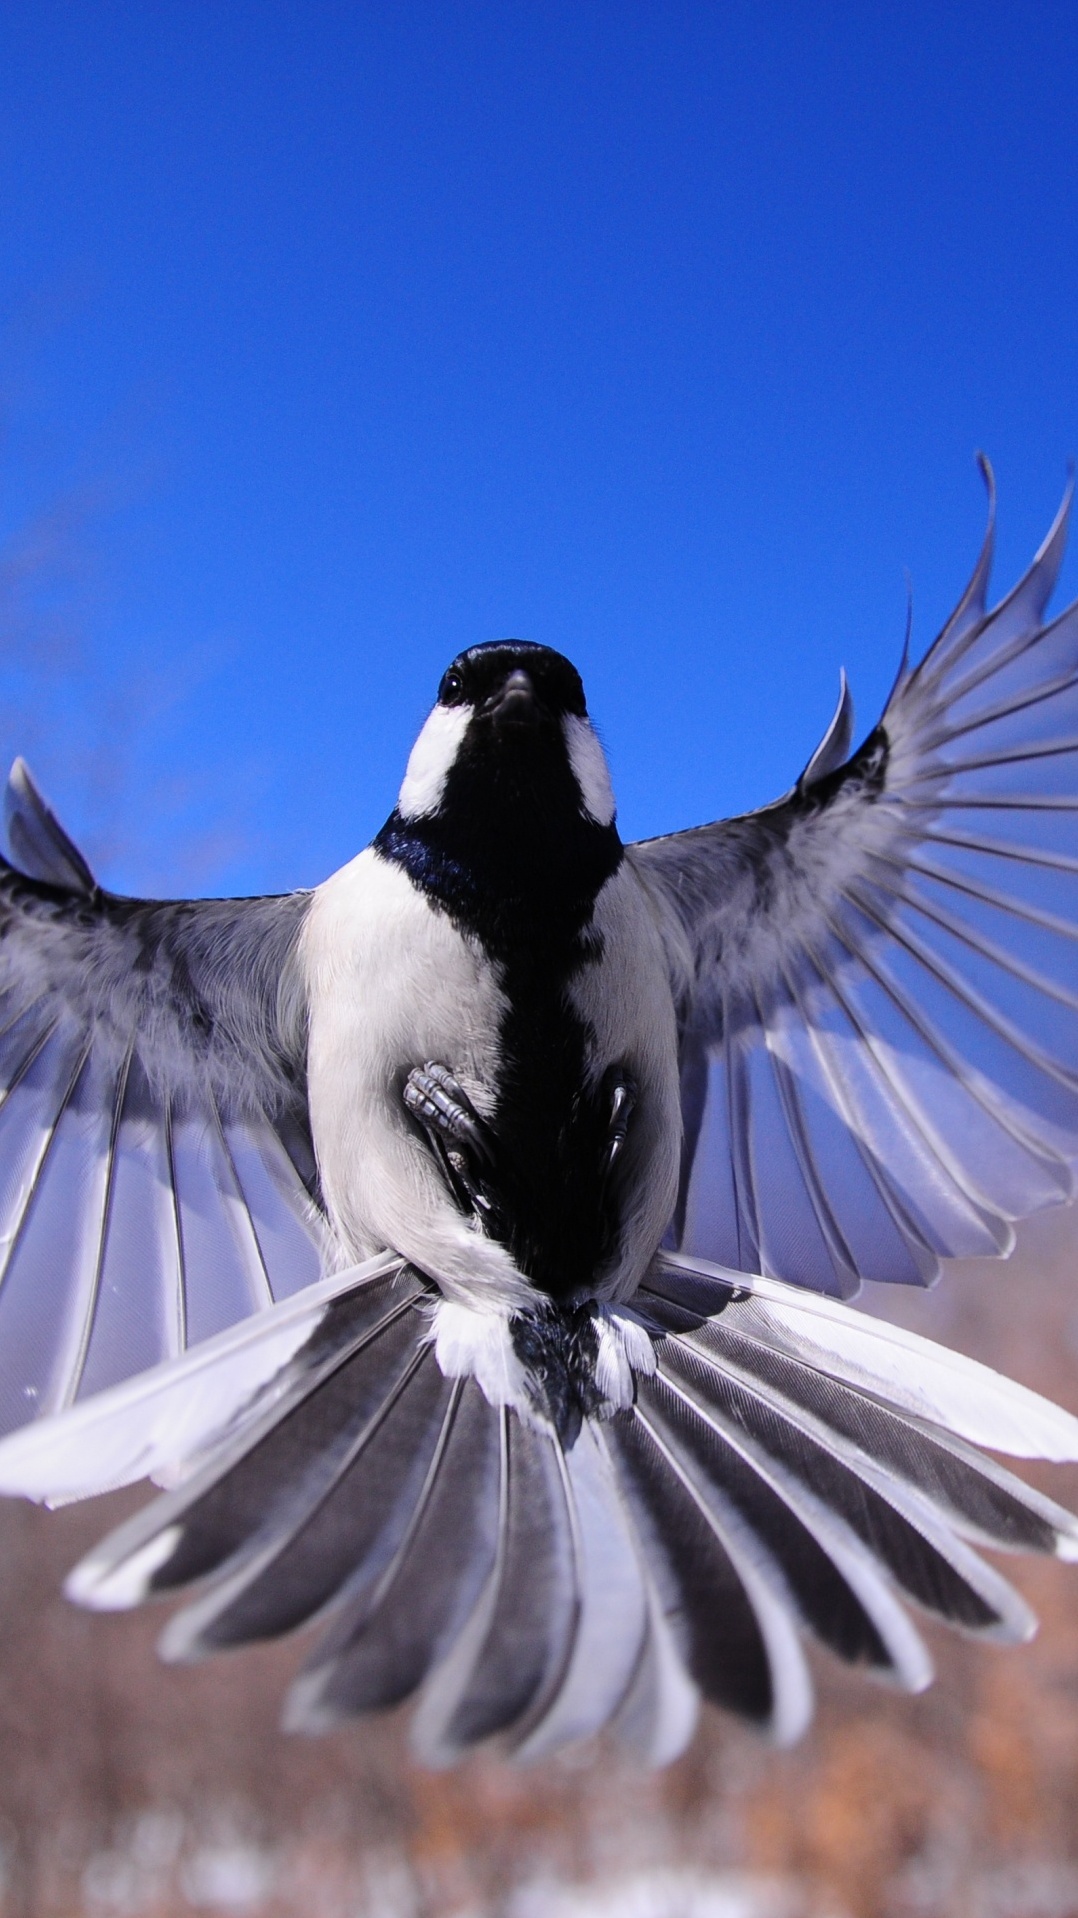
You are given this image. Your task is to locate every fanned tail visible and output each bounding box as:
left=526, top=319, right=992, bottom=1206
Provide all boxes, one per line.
left=0, top=1252, right=1074, bottom=1765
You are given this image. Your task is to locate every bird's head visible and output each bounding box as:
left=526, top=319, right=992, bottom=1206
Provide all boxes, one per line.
left=395, top=640, right=616, bottom=832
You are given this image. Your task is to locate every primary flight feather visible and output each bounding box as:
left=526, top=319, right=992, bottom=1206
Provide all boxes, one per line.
left=0, top=462, right=1077, bottom=1763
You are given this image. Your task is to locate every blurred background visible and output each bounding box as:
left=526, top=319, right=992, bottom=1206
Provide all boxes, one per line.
left=4, top=3, right=1078, bottom=1913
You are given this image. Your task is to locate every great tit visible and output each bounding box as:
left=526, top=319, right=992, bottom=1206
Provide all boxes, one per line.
left=0, top=464, right=1077, bottom=1764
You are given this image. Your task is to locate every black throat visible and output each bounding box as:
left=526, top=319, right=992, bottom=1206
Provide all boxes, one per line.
left=374, top=722, right=622, bottom=958
left=373, top=724, right=624, bottom=1297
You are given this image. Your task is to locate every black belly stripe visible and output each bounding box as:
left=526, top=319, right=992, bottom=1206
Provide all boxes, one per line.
left=374, top=767, right=625, bottom=1297
left=491, top=934, right=618, bottom=1295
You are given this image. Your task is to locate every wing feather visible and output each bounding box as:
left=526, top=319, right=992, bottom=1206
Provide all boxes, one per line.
left=0, top=761, right=320, bottom=1421
left=633, top=466, right=1078, bottom=1290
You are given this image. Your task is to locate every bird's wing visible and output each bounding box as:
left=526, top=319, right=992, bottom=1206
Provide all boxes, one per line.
left=629, top=463, right=1078, bottom=1296
left=0, top=759, right=324, bottom=1435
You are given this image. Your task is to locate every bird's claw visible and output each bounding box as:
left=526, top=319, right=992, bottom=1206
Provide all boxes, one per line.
left=403, top=1063, right=498, bottom=1223
left=602, top=1072, right=636, bottom=1179
left=403, top=1063, right=493, bottom=1161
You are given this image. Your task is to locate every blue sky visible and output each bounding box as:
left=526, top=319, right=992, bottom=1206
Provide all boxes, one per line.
left=1, top=2, right=1078, bottom=896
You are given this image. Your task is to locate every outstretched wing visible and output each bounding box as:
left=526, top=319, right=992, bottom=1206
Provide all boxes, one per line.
left=630, top=463, right=1078, bottom=1296
left=0, top=760, right=323, bottom=1434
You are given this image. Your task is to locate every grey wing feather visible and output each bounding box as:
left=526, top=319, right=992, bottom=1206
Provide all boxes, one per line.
left=5, top=759, right=97, bottom=895
left=0, top=761, right=323, bottom=1431
left=799, top=670, right=855, bottom=790
left=631, top=461, right=1078, bottom=1293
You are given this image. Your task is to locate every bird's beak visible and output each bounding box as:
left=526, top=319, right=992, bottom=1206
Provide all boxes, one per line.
left=486, top=669, right=541, bottom=728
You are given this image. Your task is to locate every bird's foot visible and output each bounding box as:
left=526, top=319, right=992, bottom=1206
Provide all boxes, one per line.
left=403, top=1063, right=499, bottom=1225
left=601, top=1068, right=636, bottom=1180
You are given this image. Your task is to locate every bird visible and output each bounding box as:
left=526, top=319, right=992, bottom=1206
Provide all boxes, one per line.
left=0, top=459, right=1077, bottom=1765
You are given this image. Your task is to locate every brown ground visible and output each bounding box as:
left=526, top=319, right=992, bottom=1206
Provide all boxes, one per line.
left=3, top=1215, right=1078, bottom=1917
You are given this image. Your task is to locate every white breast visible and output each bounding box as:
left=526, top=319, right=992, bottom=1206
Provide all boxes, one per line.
left=300, top=848, right=532, bottom=1310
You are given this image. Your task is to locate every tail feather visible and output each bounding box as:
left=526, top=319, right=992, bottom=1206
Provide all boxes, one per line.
left=162, top=1340, right=450, bottom=1656
left=608, top=1400, right=812, bottom=1740
left=413, top=1410, right=579, bottom=1760
left=284, top=1377, right=502, bottom=1727
left=510, top=1420, right=648, bottom=1761
left=0, top=1248, right=1074, bottom=1767
left=67, top=1276, right=424, bottom=1617
left=653, top=1253, right=1078, bottom=1462
left=655, top=1329, right=1035, bottom=1642
left=0, top=1251, right=409, bottom=1509
left=600, top=1482, right=701, bottom=1767
left=638, top=1367, right=926, bottom=1681
left=643, top=1284, right=1075, bottom=1557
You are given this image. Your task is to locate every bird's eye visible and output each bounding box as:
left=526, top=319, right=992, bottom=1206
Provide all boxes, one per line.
left=440, top=669, right=464, bottom=703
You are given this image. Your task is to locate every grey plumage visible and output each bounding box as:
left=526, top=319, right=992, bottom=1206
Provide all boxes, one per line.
left=634, top=464, right=1078, bottom=1294
left=0, top=792, right=322, bottom=1425
left=0, top=472, right=1077, bottom=1767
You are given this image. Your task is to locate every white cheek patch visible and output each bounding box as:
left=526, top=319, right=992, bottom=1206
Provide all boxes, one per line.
left=563, top=714, right=616, bottom=827
left=397, top=703, right=473, bottom=819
